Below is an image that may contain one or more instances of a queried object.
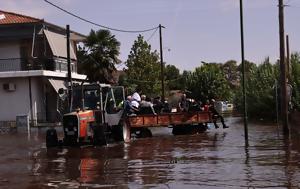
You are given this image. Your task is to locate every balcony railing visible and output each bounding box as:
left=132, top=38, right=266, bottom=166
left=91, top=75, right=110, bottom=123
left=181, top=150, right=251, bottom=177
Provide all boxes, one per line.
left=0, top=57, right=77, bottom=72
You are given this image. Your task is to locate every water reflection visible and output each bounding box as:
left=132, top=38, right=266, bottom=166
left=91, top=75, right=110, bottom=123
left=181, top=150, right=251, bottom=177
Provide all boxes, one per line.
left=1, top=118, right=300, bottom=188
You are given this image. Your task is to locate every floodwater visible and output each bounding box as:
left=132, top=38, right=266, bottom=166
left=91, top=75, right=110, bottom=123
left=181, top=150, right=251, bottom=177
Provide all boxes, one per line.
left=1, top=117, right=300, bottom=189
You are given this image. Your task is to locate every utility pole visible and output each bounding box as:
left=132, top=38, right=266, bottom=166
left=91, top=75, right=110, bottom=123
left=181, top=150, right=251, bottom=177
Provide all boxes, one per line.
left=278, top=0, right=289, bottom=135
left=239, top=0, right=249, bottom=147
left=66, top=25, right=73, bottom=112
left=159, top=24, right=165, bottom=101
left=286, top=35, right=290, bottom=78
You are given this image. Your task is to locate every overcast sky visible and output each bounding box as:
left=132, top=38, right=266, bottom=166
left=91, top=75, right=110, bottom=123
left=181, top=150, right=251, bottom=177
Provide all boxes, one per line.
left=1, top=0, right=300, bottom=71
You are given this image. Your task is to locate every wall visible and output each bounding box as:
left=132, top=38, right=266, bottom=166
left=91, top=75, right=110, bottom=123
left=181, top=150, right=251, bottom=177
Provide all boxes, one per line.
left=30, top=77, right=46, bottom=122
left=0, top=77, right=31, bottom=121
left=0, top=77, right=50, bottom=123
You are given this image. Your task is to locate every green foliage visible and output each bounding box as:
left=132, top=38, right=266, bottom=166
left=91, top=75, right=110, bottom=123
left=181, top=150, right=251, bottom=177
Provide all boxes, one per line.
left=185, top=63, right=231, bottom=102
left=78, top=29, right=121, bottom=83
left=165, top=65, right=183, bottom=90
left=290, top=53, right=300, bottom=110
left=124, top=35, right=161, bottom=96
left=221, top=60, right=240, bottom=89
left=234, top=58, right=279, bottom=119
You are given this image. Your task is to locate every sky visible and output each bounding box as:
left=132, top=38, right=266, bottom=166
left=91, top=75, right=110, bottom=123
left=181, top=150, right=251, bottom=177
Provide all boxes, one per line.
left=1, top=0, right=300, bottom=71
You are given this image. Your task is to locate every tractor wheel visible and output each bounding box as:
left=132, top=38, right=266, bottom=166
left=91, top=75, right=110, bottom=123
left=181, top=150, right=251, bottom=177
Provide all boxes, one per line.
left=93, top=126, right=107, bottom=146
left=63, top=136, right=77, bottom=146
left=111, top=124, right=123, bottom=142
left=46, top=128, right=58, bottom=148
left=122, top=121, right=131, bottom=143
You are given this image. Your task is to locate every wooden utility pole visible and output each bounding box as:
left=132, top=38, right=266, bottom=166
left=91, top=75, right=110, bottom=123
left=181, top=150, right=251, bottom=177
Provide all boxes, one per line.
left=278, top=0, right=289, bottom=135
left=66, top=25, right=73, bottom=112
left=239, top=0, right=249, bottom=146
left=286, top=35, right=290, bottom=77
left=159, top=24, right=165, bottom=101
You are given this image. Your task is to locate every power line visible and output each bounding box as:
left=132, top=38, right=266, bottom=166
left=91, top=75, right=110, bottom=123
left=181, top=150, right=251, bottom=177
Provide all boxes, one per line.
left=44, top=0, right=159, bottom=33
left=146, top=27, right=159, bottom=42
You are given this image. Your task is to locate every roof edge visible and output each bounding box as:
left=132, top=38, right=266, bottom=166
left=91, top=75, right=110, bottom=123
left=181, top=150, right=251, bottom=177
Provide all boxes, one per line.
left=0, top=9, right=43, bottom=23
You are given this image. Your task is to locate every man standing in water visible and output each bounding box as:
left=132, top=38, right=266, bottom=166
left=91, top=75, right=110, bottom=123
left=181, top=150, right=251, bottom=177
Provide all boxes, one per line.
left=209, top=99, right=228, bottom=129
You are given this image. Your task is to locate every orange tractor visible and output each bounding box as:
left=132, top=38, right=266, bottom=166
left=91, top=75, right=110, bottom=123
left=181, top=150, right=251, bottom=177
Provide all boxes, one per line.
left=46, top=83, right=126, bottom=147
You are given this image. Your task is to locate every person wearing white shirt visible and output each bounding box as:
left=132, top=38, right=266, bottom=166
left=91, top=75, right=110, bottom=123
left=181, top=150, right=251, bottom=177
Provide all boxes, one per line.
left=132, top=87, right=142, bottom=102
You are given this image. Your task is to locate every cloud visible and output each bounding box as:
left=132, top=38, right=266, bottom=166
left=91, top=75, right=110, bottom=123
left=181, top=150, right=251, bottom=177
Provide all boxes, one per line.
left=0, top=0, right=73, bottom=19
left=0, top=0, right=48, bottom=18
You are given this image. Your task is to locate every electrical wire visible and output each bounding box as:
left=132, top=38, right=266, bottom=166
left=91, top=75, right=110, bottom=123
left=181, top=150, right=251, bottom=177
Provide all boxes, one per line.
left=146, top=27, right=159, bottom=42
left=44, top=0, right=159, bottom=33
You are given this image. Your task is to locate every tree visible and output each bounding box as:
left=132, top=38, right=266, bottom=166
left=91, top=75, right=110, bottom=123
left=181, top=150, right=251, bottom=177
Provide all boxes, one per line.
left=290, top=53, right=300, bottom=110
left=234, top=58, right=279, bottom=119
left=78, top=29, right=121, bottom=83
left=125, top=35, right=161, bottom=96
left=165, top=64, right=181, bottom=90
left=222, top=60, right=240, bottom=89
left=185, top=63, right=231, bottom=102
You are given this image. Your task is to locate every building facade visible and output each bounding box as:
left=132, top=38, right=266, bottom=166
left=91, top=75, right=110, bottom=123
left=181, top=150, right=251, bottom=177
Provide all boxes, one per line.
left=0, top=10, right=87, bottom=126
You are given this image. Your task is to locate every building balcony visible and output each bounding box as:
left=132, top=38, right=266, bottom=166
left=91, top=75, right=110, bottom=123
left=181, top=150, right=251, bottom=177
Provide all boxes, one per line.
left=0, top=57, right=77, bottom=73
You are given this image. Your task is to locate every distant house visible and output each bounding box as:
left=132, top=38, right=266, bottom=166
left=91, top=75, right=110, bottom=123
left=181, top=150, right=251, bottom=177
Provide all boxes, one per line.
left=0, top=10, right=87, bottom=126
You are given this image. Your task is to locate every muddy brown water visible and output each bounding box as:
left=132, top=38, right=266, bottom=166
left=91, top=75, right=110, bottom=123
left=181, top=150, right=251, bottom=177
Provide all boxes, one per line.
left=0, top=117, right=300, bottom=189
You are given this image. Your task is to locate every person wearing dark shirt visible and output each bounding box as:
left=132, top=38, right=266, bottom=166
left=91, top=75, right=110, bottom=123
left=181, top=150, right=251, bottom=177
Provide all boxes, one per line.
left=153, top=96, right=163, bottom=113
left=179, top=93, right=189, bottom=112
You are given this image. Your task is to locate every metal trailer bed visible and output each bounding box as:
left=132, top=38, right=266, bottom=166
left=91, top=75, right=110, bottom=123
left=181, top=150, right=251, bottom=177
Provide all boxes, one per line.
left=122, top=111, right=212, bottom=142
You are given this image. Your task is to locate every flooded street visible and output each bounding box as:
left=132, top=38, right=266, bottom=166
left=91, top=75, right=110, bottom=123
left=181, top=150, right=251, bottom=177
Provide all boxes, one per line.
left=1, top=117, right=300, bottom=189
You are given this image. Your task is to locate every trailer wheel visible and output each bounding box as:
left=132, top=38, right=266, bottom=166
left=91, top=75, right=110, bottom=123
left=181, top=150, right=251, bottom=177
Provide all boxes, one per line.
left=122, top=121, right=131, bottom=143
left=172, top=125, right=197, bottom=135
left=195, top=123, right=208, bottom=133
left=46, top=128, right=58, bottom=148
left=136, top=128, right=152, bottom=138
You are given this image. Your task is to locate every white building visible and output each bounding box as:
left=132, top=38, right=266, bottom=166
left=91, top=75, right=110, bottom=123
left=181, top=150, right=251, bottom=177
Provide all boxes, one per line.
left=0, top=10, right=87, bottom=126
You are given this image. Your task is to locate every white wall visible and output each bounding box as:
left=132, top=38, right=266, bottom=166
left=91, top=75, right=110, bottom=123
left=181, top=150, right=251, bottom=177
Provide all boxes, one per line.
left=30, top=77, right=46, bottom=122
left=0, top=41, right=21, bottom=71
left=0, top=78, right=31, bottom=121
left=0, top=77, right=47, bottom=122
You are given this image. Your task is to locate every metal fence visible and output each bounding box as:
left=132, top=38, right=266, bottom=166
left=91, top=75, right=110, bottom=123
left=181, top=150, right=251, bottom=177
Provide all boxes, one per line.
left=0, top=57, right=76, bottom=72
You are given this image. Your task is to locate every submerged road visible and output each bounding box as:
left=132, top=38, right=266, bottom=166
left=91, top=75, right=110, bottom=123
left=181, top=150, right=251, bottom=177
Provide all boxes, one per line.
left=0, top=117, right=300, bottom=189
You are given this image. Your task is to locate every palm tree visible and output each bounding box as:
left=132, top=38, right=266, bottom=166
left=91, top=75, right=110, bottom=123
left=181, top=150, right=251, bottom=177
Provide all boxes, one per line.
left=78, top=29, right=121, bottom=83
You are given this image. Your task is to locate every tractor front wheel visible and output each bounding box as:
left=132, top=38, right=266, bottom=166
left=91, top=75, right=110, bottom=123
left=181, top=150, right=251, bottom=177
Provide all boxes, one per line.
left=46, top=128, right=58, bottom=148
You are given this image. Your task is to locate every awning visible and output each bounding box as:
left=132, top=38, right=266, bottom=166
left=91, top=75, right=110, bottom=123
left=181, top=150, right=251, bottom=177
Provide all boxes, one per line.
left=48, top=78, right=67, bottom=93
left=44, top=30, right=77, bottom=60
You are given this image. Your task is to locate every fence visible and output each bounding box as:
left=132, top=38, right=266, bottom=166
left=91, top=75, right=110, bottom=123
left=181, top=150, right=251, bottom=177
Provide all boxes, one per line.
left=0, top=121, right=17, bottom=134
left=0, top=57, right=77, bottom=72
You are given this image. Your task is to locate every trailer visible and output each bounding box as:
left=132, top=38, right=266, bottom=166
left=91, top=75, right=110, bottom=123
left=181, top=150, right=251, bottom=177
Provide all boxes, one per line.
left=122, top=111, right=212, bottom=142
